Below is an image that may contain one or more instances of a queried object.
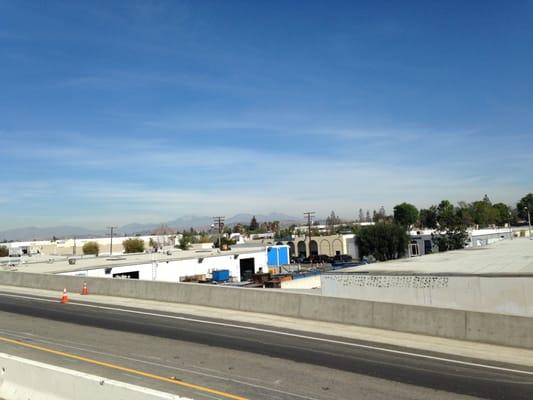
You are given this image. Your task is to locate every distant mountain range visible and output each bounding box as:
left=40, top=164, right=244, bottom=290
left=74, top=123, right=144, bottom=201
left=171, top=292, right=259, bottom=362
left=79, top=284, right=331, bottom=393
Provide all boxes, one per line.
left=0, top=213, right=302, bottom=241
left=0, top=226, right=106, bottom=242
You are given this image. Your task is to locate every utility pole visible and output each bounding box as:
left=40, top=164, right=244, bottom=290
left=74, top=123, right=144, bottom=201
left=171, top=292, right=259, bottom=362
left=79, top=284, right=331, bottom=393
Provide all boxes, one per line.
left=213, top=217, right=225, bottom=249
left=73, top=236, right=76, bottom=256
left=106, top=226, right=117, bottom=256
left=303, top=211, right=315, bottom=257
left=526, top=207, right=532, bottom=240
left=509, top=211, right=513, bottom=240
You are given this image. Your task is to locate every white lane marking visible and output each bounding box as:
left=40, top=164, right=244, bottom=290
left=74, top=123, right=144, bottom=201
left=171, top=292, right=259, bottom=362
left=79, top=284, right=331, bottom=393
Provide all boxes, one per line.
left=0, top=328, right=323, bottom=400
left=1, top=291, right=533, bottom=377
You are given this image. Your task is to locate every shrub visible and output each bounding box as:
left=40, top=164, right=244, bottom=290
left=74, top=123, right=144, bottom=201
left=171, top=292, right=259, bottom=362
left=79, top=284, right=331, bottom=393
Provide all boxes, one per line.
left=178, top=235, right=192, bottom=250
left=0, top=245, right=8, bottom=257
left=82, top=241, right=100, bottom=256
left=122, top=238, right=145, bottom=253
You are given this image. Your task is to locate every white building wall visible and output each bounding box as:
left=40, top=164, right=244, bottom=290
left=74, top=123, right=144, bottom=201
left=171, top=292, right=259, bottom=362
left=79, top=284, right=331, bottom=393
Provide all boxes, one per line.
left=469, top=228, right=512, bottom=247
left=2, top=235, right=176, bottom=256
left=321, top=273, right=533, bottom=317
left=60, top=251, right=267, bottom=283
left=343, top=235, right=358, bottom=259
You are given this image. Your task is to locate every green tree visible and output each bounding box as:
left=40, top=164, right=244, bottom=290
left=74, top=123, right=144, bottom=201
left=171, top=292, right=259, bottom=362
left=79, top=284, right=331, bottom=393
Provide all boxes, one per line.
left=326, top=211, right=341, bottom=231
left=198, top=233, right=211, bottom=243
left=471, top=200, right=498, bottom=227
left=456, top=202, right=474, bottom=226
left=257, top=222, right=268, bottom=233
left=432, top=200, right=468, bottom=252
left=82, top=241, right=100, bottom=256
left=436, top=200, right=455, bottom=227
left=232, top=223, right=245, bottom=234
left=275, top=228, right=293, bottom=240
left=214, top=236, right=236, bottom=249
left=393, top=203, right=419, bottom=228
left=178, top=230, right=201, bottom=250
left=517, top=193, right=533, bottom=221
left=148, top=238, right=158, bottom=251
left=122, top=238, right=145, bottom=253
left=0, top=245, right=8, bottom=257
left=178, top=235, right=192, bottom=250
left=492, top=203, right=512, bottom=226
left=249, top=216, right=259, bottom=231
left=419, top=207, right=438, bottom=229
left=356, top=223, right=410, bottom=261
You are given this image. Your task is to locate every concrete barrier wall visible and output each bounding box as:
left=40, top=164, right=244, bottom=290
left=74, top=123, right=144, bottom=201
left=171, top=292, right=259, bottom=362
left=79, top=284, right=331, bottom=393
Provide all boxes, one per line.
left=280, top=275, right=321, bottom=289
left=0, top=352, right=188, bottom=400
left=321, top=273, right=533, bottom=317
left=1, top=271, right=533, bottom=349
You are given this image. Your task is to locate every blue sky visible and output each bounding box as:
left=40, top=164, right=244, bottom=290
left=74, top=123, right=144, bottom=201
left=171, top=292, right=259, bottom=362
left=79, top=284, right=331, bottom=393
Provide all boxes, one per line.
left=1, top=1, right=532, bottom=229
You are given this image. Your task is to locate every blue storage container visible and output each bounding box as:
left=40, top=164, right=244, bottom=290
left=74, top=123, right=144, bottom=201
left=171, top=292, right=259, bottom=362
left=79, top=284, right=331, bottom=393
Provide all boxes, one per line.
left=277, top=246, right=289, bottom=265
left=267, top=245, right=290, bottom=266
left=212, top=269, right=230, bottom=282
left=267, top=247, right=277, bottom=266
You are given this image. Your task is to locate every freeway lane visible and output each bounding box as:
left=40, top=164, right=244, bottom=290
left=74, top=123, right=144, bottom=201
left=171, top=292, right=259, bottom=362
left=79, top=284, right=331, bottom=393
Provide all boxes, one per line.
left=0, top=292, right=531, bottom=399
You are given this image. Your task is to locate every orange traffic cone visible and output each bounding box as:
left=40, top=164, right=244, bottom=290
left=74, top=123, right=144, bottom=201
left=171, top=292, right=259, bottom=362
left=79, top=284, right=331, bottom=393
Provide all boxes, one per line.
left=81, top=282, right=89, bottom=295
left=60, top=288, right=69, bottom=304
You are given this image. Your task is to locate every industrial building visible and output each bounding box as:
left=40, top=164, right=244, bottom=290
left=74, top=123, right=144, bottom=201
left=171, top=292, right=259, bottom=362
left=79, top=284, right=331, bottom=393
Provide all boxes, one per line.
left=407, top=227, right=513, bottom=256
left=276, top=233, right=358, bottom=259
left=1, top=235, right=176, bottom=257
left=0, top=244, right=293, bottom=284
left=321, top=238, right=533, bottom=317
left=58, top=247, right=269, bottom=283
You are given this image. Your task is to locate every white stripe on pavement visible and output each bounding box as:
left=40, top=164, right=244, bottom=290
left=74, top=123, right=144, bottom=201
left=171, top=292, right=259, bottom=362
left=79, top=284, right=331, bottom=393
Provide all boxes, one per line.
left=1, top=291, right=532, bottom=377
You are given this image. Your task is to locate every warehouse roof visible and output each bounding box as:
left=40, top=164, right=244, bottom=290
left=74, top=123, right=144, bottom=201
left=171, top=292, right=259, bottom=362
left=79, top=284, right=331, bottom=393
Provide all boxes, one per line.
left=338, top=239, right=533, bottom=276
left=0, top=246, right=267, bottom=274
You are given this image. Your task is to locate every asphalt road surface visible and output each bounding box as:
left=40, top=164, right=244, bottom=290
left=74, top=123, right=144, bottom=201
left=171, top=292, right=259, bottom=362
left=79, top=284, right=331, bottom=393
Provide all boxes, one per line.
left=0, top=291, right=532, bottom=400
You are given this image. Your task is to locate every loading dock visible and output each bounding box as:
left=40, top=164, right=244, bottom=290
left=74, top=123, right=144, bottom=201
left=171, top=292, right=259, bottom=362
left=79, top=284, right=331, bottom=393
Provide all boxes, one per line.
left=239, top=258, right=255, bottom=281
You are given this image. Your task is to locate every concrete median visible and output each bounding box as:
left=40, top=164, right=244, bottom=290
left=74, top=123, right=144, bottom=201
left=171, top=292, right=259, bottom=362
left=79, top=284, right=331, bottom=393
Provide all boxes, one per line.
left=1, top=271, right=533, bottom=349
left=0, top=352, right=188, bottom=400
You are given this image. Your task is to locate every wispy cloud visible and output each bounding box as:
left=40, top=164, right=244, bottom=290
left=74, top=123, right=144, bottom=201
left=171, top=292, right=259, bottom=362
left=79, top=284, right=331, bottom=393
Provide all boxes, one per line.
left=142, top=109, right=429, bottom=143
left=54, top=70, right=254, bottom=95
left=0, top=135, right=528, bottom=229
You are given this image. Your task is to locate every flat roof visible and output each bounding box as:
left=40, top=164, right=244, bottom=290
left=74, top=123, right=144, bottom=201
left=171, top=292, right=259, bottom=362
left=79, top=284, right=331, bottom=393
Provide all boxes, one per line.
left=1, top=245, right=266, bottom=274
left=336, top=239, right=533, bottom=275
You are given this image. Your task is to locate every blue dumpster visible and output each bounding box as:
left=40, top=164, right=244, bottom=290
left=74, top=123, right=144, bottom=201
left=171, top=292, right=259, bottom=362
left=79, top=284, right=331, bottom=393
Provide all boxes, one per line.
left=212, top=269, right=230, bottom=282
